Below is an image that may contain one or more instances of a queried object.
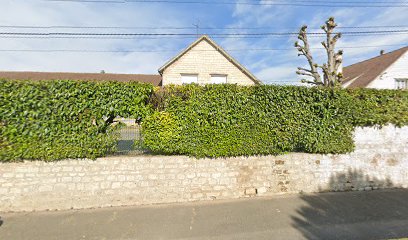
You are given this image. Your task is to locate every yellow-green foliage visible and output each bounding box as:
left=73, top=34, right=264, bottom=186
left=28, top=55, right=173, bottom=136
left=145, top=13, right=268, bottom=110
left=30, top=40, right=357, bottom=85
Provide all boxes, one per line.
left=142, top=111, right=181, bottom=154
left=0, top=80, right=153, bottom=162
left=142, top=84, right=408, bottom=158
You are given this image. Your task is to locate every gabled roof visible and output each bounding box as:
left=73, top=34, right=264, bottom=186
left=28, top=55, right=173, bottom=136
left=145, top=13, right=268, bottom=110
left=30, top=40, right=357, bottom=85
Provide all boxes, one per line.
left=0, top=71, right=162, bottom=86
left=342, top=46, right=408, bottom=88
left=158, top=35, right=262, bottom=85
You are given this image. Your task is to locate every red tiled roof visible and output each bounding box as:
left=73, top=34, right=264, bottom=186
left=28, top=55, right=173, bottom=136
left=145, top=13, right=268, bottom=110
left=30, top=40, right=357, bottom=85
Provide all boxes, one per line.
left=342, top=46, right=408, bottom=88
left=0, top=71, right=162, bottom=86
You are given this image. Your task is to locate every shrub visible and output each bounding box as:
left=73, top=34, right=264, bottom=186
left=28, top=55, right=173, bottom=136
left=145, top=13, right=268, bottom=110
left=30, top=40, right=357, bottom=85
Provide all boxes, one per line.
left=142, top=84, right=363, bottom=157
left=142, top=85, right=408, bottom=158
left=0, top=80, right=153, bottom=162
left=347, top=88, right=408, bottom=127
left=142, top=111, right=181, bottom=154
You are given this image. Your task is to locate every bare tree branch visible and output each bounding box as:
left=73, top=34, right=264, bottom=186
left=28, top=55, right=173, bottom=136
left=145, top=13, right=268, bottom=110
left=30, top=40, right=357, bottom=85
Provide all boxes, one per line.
left=297, top=67, right=313, bottom=73
left=295, top=25, right=322, bottom=85
left=301, top=79, right=324, bottom=85
left=321, top=41, right=328, bottom=51
left=296, top=17, right=344, bottom=87
left=331, top=33, right=342, bottom=45
left=296, top=70, right=314, bottom=77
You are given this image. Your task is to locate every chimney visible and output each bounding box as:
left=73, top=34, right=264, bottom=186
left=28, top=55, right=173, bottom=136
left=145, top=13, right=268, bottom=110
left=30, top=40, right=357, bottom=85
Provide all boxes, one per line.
left=380, top=50, right=385, bottom=55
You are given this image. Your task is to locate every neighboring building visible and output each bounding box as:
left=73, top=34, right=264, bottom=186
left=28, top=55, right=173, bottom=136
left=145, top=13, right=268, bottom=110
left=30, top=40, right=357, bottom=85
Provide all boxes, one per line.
left=158, top=35, right=262, bottom=86
left=342, top=46, right=408, bottom=89
left=1, top=36, right=260, bottom=86
left=0, top=71, right=162, bottom=86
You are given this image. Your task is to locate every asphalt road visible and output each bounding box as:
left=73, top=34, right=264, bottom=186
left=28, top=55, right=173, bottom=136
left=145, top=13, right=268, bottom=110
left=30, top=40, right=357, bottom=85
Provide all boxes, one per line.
left=1, top=189, right=408, bottom=240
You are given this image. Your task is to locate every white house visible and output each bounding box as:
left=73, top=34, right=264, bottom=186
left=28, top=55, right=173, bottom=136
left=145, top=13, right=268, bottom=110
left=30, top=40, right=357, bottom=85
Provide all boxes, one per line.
left=158, top=35, right=262, bottom=86
left=342, top=46, right=408, bottom=89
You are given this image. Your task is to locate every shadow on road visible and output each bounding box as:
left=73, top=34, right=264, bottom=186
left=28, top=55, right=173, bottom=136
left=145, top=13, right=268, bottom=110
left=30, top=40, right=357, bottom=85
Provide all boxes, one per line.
left=0, top=217, right=3, bottom=227
left=292, top=169, right=408, bottom=240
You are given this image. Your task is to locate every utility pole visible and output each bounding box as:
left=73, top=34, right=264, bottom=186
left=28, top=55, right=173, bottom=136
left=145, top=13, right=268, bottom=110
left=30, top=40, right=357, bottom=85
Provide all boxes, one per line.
left=192, top=19, right=200, bottom=38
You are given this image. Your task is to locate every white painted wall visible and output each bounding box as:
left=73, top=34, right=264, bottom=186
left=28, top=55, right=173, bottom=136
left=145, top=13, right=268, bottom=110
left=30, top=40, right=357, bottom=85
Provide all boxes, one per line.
left=367, top=51, right=408, bottom=89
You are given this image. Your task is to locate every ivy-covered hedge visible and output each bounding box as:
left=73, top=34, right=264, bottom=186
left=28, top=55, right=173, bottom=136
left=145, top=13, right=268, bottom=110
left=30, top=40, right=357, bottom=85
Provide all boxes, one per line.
left=0, top=80, right=153, bottom=162
left=2, top=80, right=406, bottom=161
left=142, top=84, right=408, bottom=158
left=348, top=88, right=408, bottom=127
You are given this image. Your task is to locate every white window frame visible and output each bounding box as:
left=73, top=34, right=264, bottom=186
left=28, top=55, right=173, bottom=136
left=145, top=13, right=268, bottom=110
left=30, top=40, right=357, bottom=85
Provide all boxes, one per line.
left=210, top=74, right=227, bottom=84
left=181, top=74, right=198, bottom=85
left=395, top=78, right=408, bottom=89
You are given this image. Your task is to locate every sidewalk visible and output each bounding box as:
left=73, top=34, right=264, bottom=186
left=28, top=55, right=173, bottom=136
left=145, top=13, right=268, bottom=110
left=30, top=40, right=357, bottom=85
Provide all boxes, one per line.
left=1, top=189, right=408, bottom=240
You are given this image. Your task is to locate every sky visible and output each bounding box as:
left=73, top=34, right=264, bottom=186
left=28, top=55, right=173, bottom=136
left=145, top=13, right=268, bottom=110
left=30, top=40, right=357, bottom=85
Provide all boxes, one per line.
left=0, top=0, right=408, bottom=85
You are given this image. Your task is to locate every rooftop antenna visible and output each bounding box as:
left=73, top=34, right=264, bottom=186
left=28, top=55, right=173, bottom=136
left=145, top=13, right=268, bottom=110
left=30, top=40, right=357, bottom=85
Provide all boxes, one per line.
left=192, top=19, right=200, bottom=38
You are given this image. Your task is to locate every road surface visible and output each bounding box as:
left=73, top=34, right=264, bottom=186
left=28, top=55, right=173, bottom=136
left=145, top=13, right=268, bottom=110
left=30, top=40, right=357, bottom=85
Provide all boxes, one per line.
left=1, top=189, right=408, bottom=240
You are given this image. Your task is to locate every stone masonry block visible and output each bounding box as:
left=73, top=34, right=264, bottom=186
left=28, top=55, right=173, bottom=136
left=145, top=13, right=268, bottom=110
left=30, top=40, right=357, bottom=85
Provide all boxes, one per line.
left=245, top=188, right=257, bottom=195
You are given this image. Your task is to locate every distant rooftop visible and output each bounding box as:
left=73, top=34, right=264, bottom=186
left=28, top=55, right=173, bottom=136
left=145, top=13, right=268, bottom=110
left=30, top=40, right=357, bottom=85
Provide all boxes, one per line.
left=342, top=46, right=408, bottom=88
left=0, top=71, right=162, bottom=86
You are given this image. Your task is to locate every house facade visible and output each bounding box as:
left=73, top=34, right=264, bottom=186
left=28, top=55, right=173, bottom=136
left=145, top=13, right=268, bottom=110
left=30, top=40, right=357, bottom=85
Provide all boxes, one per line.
left=342, top=46, right=408, bottom=89
left=158, top=35, right=261, bottom=86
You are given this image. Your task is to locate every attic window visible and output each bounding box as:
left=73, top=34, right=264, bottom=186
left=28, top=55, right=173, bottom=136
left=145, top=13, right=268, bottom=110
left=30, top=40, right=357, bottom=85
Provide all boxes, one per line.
left=210, top=74, right=227, bottom=84
left=395, top=78, right=408, bottom=89
left=181, top=74, right=198, bottom=84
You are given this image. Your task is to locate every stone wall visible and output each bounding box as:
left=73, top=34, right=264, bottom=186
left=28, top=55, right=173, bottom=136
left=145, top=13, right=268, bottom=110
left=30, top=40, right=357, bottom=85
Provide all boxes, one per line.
left=1, top=125, right=407, bottom=212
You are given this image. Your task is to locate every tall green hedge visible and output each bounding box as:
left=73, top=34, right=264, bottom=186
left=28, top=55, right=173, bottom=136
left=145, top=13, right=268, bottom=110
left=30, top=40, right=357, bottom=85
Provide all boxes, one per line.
left=0, top=80, right=153, bottom=162
left=347, top=88, right=408, bottom=127
left=2, top=80, right=406, bottom=161
left=142, top=84, right=408, bottom=158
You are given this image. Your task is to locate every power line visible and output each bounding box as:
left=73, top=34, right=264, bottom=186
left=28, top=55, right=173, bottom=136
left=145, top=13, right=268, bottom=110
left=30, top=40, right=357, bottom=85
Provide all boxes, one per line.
left=337, top=25, right=408, bottom=29
left=0, top=25, right=198, bottom=30
left=1, top=25, right=408, bottom=30
left=1, top=33, right=407, bottom=39
left=0, top=43, right=405, bottom=53
left=43, top=0, right=408, bottom=8
left=1, top=29, right=408, bottom=37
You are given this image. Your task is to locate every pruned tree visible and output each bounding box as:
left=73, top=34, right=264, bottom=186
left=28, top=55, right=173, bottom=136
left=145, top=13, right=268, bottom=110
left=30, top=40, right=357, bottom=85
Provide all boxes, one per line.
left=295, top=17, right=344, bottom=87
